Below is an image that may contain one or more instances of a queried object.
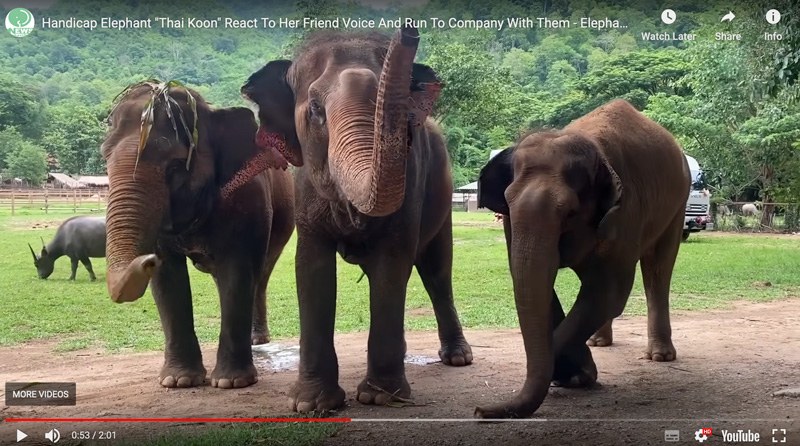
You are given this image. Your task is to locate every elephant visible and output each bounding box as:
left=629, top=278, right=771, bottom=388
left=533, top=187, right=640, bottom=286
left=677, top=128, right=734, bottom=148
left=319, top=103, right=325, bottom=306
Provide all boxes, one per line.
left=101, top=80, right=294, bottom=388
left=475, top=99, right=690, bottom=418
left=240, top=26, right=473, bottom=412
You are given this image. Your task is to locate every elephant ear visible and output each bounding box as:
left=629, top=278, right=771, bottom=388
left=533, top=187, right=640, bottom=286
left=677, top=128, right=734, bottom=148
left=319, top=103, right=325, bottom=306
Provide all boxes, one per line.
left=409, top=63, right=442, bottom=127
left=595, top=153, right=623, bottom=241
left=241, top=60, right=303, bottom=167
left=208, top=107, right=287, bottom=198
left=478, top=146, right=515, bottom=216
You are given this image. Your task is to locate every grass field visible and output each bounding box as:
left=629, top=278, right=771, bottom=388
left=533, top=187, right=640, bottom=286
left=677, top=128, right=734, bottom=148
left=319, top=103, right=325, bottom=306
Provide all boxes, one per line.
left=2, top=210, right=799, bottom=352
left=3, top=210, right=800, bottom=445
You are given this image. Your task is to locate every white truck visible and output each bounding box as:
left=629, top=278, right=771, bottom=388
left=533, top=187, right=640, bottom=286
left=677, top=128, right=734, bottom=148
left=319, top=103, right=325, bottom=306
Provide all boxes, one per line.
left=682, top=154, right=713, bottom=241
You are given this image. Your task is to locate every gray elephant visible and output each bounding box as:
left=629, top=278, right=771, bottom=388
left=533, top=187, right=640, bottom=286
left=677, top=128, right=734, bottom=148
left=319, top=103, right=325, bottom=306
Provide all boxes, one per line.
left=476, top=99, right=689, bottom=418
left=241, top=26, right=472, bottom=412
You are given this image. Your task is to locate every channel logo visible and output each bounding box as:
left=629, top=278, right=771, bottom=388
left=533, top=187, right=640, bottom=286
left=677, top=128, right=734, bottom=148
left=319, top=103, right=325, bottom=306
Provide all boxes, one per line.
left=4, top=7, right=35, bottom=38
left=695, top=428, right=712, bottom=443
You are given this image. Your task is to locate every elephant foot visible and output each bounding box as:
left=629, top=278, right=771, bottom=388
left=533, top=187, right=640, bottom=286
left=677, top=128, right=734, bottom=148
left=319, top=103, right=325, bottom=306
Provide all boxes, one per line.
left=438, top=336, right=474, bottom=367
left=586, top=321, right=613, bottom=347
left=586, top=332, right=613, bottom=347
left=211, top=361, right=258, bottom=389
left=356, top=374, right=411, bottom=405
left=159, top=362, right=207, bottom=388
left=552, top=346, right=598, bottom=388
left=288, top=378, right=346, bottom=413
left=251, top=329, right=270, bottom=345
left=644, top=339, right=676, bottom=362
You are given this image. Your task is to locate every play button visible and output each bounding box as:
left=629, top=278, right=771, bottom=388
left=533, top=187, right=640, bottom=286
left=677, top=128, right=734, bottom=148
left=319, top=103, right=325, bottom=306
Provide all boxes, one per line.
left=16, top=429, right=27, bottom=442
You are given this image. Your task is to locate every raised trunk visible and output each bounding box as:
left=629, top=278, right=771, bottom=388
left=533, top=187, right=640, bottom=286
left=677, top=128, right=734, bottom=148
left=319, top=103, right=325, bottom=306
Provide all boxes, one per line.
left=476, top=197, right=560, bottom=418
left=327, top=26, right=419, bottom=217
left=105, top=147, right=168, bottom=303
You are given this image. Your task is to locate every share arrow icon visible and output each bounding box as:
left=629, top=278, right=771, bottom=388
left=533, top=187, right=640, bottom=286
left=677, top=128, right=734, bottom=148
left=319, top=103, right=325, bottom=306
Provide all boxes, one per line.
left=721, top=11, right=735, bottom=22
left=17, top=430, right=27, bottom=442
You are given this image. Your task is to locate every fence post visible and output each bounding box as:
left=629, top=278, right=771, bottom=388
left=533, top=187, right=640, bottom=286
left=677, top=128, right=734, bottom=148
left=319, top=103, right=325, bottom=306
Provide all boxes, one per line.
left=11, top=189, right=15, bottom=216
left=28, top=189, right=32, bottom=204
left=45, top=189, right=48, bottom=214
left=73, top=189, right=77, bottom=213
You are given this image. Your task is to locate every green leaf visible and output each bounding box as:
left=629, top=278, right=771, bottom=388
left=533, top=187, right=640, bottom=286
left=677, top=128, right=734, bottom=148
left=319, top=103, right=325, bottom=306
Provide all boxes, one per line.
left=134, top=95, right=155, bottom=178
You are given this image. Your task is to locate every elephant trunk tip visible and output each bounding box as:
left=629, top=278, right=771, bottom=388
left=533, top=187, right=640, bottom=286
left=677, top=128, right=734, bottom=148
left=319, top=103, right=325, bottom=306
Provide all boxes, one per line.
left=106, top=254, right=161, bottom=303
left=399, top=26, right=419, bottom=46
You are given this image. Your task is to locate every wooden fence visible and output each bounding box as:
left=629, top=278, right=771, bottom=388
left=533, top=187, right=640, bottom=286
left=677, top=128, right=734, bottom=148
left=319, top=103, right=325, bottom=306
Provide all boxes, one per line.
left=0, top=188, right=108, bottom=216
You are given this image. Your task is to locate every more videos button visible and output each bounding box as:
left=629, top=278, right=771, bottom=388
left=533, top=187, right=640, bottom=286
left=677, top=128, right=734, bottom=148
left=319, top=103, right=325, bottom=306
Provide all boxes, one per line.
left=5, top=382, right=76, bottom=406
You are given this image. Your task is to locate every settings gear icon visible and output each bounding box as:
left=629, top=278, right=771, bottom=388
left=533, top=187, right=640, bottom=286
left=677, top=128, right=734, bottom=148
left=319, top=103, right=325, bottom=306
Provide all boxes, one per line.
left=695, top=429, right=708, bottom=442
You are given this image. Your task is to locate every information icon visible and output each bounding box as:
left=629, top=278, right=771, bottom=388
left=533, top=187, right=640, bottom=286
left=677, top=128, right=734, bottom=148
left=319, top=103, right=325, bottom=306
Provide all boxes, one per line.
left=766, top=9, right=781, bottom=24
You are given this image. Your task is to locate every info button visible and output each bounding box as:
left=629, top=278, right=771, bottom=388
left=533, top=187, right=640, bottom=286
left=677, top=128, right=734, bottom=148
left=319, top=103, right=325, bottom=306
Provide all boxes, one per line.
left=5, top=382, right=76, bottom=406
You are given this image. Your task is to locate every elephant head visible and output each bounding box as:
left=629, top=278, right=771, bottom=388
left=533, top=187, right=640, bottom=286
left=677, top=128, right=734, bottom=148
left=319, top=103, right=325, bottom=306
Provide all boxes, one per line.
left=240, top=26, right=441, bottom=217
left=101, top=81, right=287, bottom=303
left=28, top=238, right=54, bottom=279
left=476, top=130, right=622, bottom=417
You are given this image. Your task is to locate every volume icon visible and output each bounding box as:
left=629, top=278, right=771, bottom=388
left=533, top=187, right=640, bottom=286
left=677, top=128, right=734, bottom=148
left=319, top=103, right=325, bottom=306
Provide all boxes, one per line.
left=44, top=428, right=60, bottom=443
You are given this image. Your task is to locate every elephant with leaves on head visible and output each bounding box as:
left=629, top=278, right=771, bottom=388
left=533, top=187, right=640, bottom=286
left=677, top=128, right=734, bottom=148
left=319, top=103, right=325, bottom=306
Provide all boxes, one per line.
left=240, top=26, right=473, bottom=412
left=101, top=81, right=294, bottom=389
left=475, top=99, right=690, bottom=418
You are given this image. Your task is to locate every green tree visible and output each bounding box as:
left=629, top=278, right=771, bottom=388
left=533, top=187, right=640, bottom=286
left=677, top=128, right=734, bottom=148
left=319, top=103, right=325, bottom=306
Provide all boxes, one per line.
left=0, top=127, right=27, bottom=171
left=5, top=142, right=48, bottom=186
left=43, top=103, right=107, bottom=175
left=0, top=74, right=45, bottom=139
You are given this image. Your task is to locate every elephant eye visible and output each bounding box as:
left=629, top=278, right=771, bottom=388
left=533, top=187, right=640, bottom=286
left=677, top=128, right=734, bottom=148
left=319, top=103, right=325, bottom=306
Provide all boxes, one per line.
left=308, top=99, right=326, bottom=125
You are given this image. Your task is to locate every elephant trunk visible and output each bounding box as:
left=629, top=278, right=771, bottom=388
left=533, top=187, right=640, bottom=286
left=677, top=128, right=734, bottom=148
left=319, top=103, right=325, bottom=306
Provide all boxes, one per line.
left=475, top=190, right=560, bottom=418
left=327, top=26, right=419, bottom=217
left=105, top=144, right=167, bottom=303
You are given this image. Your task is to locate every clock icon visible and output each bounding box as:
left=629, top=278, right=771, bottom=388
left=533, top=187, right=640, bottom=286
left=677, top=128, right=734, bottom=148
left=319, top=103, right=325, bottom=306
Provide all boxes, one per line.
left=661, top=9, right=676, bottom=24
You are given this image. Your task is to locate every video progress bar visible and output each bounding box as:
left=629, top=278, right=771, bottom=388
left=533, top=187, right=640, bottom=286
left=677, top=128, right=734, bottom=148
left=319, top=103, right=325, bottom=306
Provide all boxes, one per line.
left=349, top=419, right=796, bottom=422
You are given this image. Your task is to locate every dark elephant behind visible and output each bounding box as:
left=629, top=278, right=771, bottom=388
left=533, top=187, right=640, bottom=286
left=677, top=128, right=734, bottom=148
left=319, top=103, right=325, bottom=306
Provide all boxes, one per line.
left=476, top=99, right=690, bottom=418
left=241, top=26, right=473, bottom=412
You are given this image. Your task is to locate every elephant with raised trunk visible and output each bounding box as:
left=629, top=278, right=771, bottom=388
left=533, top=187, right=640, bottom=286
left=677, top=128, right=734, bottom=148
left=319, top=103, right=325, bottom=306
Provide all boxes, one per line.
left=241, top=26, right=472, bottom=412
left=476, top=99, right=689, bottom=418
left=102, top=81, right=294, bottom=389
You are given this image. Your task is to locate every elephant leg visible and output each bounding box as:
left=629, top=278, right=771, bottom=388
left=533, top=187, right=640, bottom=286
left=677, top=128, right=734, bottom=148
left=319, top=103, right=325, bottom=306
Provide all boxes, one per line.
left=552, top=263, right=637, bottom=387
left=80, top=258, right=97, bottom=282
left=551, top=289, right=598, bottom=388
left=251, top=257, right=277, bottom=345
left=640, top=213, right=683, bottom=362
left=211, top=258, right=260, bottom=389
left=587, top=319, right=614, bottom=347
left=289, top=231, right=345, bottom=412
left=356, top=253, right=414, bottom=405
left=415, top=214, right=472, bottom=367
left=152, top=251, right=206, bottom=388
left=69, top=257, right=78, bottom=280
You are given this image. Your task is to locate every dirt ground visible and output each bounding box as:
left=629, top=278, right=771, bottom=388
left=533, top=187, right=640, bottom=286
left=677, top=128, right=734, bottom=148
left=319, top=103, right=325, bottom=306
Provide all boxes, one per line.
left=1, top=299, right=799, bottom=446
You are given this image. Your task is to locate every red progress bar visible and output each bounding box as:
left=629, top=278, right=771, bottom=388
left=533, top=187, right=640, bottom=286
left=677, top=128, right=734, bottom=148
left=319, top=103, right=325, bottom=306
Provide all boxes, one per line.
left=5, top=418, right=351, bottom=422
